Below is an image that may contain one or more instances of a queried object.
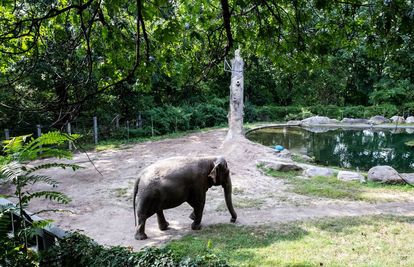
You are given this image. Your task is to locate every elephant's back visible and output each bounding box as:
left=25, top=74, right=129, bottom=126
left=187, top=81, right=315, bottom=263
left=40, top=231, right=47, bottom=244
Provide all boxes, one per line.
left=138, top=156, right=216, bottom=183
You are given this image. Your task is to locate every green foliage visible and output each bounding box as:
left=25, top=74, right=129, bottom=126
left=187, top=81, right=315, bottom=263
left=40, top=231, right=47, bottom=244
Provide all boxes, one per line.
left=0, top=132, right=82, bottom=265
left=2, top=0, right=414, bottom=130
left=42, top=231, right=230, bottom=267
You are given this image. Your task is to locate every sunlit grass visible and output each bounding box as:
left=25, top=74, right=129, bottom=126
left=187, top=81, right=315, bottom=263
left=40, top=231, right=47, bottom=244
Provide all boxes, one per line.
left=259, top=165, right=413, bottom=202
left=169, top=215, right=414, bottom=267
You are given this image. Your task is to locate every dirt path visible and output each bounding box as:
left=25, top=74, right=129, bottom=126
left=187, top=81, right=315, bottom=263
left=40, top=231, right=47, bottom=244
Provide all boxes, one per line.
left=2, top=128, right=414, bottom=251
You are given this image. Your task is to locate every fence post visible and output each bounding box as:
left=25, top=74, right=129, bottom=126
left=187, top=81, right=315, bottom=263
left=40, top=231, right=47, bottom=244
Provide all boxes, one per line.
left=138, top=111, right=142, bottom=128
left=151, top=116, right=154, bottom=137
left=116, top=115, right=120, bottom=131
left=37, top=125, right=42, bottom=152
left=67, top=122, right=72, bottom=150
left=4, top=129, right=9, bottom=140
left=127, top=121, right=130, bottom=142
left=93, top=117, right=98, bottom=145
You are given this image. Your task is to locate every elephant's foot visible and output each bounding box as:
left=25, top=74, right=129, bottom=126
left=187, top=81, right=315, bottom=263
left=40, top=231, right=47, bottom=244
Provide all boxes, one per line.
left=135, top=232, right=148, bottom=240
left=191, top=222, right=202, bottom=230
left=158, top=221, right=170, bottom=231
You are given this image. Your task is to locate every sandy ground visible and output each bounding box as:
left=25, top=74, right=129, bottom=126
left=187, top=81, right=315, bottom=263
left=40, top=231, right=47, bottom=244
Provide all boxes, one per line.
left=2, top=128, right=414, bottom=251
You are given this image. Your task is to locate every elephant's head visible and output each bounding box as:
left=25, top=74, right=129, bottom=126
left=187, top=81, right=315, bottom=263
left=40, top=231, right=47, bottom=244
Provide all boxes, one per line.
left=208, top=157, right=237, bottom=223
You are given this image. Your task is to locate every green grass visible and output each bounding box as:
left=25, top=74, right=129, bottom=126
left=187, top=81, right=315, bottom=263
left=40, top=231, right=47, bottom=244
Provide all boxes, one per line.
left=111, top=187, right=128, bottom=198
left=259, top=166, right=413, bottom=202
left=169, top=215, right=414, bottom=267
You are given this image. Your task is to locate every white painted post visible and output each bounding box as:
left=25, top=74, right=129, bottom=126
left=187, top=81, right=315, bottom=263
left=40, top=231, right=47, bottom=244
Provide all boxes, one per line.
left=4, top=129, right=9, bottom=140
left=67, top=122, right=72, bottom=150
left=37, top=125, right=42, bottom=152
left=93, top=117, right=98, bottom=145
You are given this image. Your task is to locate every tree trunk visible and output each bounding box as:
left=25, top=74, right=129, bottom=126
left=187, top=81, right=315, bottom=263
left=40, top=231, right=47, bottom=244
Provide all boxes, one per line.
left=225, top=49, right=244, bottom=141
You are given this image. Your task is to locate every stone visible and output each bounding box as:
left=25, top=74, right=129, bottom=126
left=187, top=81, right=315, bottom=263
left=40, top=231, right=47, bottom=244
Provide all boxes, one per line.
left=369, top=116, right=390, bottom=124
left=341, top=118, right=370, bottom=124
left=301, top=155, right=314, bottom=162
left=329, top=119, right=340, bottom=124
left=406, top=116, right=414, bottom=124
left=274, top=149, right=292, bottom=159
left=337, top=171, right=365, bottom=182
left=303, top=167, right=336, bottom=178
left=301, top=116, right=332, bottom=125
left=390, top=116, right=406, bottom=124
left=266, top=162, right=303, bottom=172
left=367, top=166, right=404, bottom=184
left=399, top=173, right=414, bottom=185
left=287, top=120, right=302, bottom=126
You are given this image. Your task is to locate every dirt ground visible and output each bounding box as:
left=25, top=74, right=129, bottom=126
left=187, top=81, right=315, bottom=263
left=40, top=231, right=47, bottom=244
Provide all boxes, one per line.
left=2, top=128, right=414, bottom=251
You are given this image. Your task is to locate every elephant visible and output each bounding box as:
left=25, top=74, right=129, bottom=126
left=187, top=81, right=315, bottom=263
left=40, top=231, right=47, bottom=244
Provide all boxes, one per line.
left=133, top=156, right=237, bottom=240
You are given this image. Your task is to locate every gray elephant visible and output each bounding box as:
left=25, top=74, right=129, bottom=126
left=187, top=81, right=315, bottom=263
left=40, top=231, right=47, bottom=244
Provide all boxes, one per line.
left=133, top=156, right=237, bottom=240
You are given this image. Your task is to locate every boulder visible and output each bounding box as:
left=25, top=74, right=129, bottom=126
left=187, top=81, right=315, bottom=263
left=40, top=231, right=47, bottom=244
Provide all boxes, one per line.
left=265, top=162, right=303, bottom=172
left=303, top=167, right=336, bottom=178
left=369, top=116, right=390, bottom=124
left=329, top=119, right=340, bottom=124
left=274, top=149, right=292, bottom=159
left=399, top=173, right=414, bottom=185
left=390, top=116, right=406, bottom=124
left=341, top=118, right=370, bottom=124
left=301, top=155, right=314, bottom=162
left=406, top=116, right=414, bottom=124
left=301, top=116, right=332, bottom=125
left=287, top=120, right=302, bottom=126
left=367, top=166, right=404, bottom=184
left=337, top=171, right=365, bottom=183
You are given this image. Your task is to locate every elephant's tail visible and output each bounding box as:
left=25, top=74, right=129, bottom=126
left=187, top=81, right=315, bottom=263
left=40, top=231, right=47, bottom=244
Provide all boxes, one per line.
left=133, top=177, right=140, bottom=227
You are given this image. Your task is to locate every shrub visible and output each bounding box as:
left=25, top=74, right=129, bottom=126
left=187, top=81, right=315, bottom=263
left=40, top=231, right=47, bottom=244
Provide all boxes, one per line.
left=42, top=231, right=230, bottom=267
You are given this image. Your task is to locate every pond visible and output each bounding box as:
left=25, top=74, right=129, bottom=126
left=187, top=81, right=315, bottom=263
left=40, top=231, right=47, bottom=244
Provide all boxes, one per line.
left=247, top=126, right=414, bottom=173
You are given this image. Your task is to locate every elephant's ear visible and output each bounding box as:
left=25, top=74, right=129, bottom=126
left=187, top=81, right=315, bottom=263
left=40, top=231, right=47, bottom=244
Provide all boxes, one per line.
left=208, top=164, right=219, bottom=184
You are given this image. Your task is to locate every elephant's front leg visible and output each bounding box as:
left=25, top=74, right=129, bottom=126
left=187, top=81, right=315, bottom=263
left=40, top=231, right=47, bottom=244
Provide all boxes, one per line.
left=157, top=211, right=169, bottom=230
left=188, top=201, right=205, bottom=230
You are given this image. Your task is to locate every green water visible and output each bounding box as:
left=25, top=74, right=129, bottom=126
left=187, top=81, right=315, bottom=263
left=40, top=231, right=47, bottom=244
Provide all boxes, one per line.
left=247, top=127, right=414, bottom=173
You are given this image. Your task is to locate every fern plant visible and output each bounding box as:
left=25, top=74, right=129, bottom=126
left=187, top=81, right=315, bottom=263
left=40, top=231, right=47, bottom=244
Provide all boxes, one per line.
left=0, top=131, right=83, bottom=265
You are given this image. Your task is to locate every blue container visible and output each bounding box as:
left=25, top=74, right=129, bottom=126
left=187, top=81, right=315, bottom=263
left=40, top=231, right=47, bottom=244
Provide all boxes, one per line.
left=274, top=145, right=284, bottom=151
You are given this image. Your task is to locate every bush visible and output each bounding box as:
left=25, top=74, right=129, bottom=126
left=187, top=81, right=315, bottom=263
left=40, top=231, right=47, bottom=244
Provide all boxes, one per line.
left=365, top=104, right=399, bottom=119
left=42, top=231, right=230, bottom=267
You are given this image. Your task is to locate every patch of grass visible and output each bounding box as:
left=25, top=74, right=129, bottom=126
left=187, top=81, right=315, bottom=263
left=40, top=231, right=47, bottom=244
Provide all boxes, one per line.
left=259, top=165, right=413, bottom=202
left=233, top=187, right=244, bottom=195
left=118, top=146, right=133, bottom=150
left=216, top=197, right=266, bottom=211
left=95, top=144, right=118, bottom=151
left=111, top=187, right=128, bottom=198
left=169, top=215, right=414, bottom=267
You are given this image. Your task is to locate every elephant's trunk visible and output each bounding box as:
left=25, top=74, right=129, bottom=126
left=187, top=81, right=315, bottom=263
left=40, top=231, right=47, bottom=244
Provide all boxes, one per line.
left=223, top=178, right=237, bottom=223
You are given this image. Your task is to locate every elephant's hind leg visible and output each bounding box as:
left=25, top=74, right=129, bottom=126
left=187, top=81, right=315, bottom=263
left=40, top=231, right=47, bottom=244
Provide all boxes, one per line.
left=135, top=213, right=149, bottom=240
left=157, top=211, right=169, bottom=230
left=189, top=211, right=195, bottom=220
